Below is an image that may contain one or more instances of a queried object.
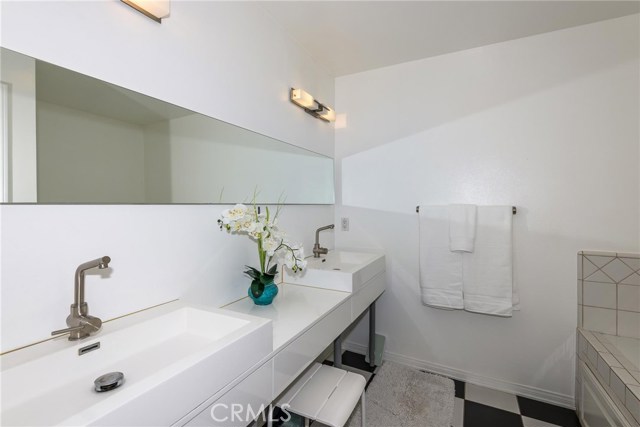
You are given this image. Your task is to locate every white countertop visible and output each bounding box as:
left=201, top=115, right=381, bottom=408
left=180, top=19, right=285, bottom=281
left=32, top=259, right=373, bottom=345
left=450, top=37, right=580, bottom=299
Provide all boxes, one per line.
left=223, top=283, right=350, bottom=351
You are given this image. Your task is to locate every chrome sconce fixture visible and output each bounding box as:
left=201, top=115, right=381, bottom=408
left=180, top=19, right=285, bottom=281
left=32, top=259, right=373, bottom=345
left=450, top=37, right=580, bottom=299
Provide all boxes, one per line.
left=290, top=88, right=336, bottom=122
left=121, top=0, right=170, bottom=23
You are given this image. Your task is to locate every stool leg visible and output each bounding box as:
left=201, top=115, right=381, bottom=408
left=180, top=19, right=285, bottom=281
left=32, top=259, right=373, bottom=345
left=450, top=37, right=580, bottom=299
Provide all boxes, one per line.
left=304, top=417, right=310, bottom=427
left=361, top=391, right=366, bottom=427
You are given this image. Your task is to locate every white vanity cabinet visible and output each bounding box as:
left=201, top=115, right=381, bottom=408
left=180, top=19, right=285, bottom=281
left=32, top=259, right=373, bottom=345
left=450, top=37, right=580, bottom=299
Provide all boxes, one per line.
left=273, top=300, right=351, bottom=396
left=351, top=271, right=385, bottom=320
left=177, top=254, right=387, bottom=427
left=181, top=361, right=273, bottom=427
left=1, top=259, right=386, bottom=427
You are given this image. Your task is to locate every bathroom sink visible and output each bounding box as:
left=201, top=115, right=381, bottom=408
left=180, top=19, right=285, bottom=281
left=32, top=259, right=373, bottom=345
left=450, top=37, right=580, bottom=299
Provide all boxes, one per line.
left=284, top=250, right=385, bottom=292
left=0, top=302, right=272, bottom=426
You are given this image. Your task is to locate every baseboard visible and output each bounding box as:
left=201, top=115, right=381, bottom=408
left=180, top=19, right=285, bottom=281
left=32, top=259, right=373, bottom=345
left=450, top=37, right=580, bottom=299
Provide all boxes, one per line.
left=343, top=340, right=575, bottom=410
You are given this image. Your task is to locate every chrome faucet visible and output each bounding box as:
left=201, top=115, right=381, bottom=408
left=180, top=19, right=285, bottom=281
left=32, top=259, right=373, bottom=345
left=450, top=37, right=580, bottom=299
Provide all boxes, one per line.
left=313, top=224, right=334, bottom=258
left=51, top=256, right=111, bottom=341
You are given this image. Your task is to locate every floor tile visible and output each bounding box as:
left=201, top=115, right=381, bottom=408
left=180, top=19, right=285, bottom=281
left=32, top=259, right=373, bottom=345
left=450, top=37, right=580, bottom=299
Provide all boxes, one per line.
left=454, top=379, right=466, bottom=399
left=452, top=397, right=464, bottom=427
left=340, top=350, right=376, bottom=373
left=465, top=383, right=520, bottom=413
left=463, top=400, right=524, bottom=427
left=269, top=407, right=303, bottom=427
left=522, top=416, right=563, bottom=427
left=324, top=355, right=581, bottom=427
left=517, top=396, right=581, bottom=427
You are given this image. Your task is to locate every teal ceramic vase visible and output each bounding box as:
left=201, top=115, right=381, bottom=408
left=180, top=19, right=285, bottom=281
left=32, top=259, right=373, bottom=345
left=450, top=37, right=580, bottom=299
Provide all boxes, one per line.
left=248, top=280, right=279, bottom=305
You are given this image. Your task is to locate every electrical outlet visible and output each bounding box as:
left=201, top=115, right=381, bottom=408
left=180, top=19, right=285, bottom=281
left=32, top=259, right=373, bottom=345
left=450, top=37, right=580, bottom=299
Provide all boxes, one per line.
left=341, top=217, right=349, bottom=231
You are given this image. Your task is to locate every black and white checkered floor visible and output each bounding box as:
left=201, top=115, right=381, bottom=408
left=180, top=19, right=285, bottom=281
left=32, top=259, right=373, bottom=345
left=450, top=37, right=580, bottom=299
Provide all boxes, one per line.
left=326, top=351, right=582, bottom=427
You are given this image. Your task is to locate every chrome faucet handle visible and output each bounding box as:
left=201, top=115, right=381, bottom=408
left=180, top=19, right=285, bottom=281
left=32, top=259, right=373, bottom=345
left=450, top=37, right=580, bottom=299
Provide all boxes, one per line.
left=51, top=325, right=84, bottom=337
left=56, top=256, right=110, bottom=341
left=313, top=224, right=335, bottom=258
left=52, top=313, right=103, bottom=340
left=313, top=243, right=329, bottom=256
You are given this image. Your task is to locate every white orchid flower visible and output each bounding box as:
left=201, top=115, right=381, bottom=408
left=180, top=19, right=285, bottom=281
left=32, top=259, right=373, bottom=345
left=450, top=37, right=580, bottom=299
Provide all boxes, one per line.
left=218, top=199, right=305, bottom=279
left=283, top=251, right=295, bottom=269
left=263, top=236, right=280, bottom=257
left=221, top=204, right=248, bottom=225
left=232, top=215, right=254, bottom=233
left=249, top=220, right=266, bottom=239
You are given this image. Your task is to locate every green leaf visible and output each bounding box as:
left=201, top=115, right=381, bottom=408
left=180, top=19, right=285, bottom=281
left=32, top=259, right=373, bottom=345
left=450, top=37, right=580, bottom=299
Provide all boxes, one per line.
left=267, top=264, right=278, bottom=275
left=243, top=266, right=261, bottom=280
left=250, top=279, right=264, bottom=298
left=259, top=274, right=275, bottom=285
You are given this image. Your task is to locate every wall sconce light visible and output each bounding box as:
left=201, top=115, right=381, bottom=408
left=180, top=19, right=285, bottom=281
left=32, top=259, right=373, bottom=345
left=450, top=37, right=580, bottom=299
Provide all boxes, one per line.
left=121, top=0, right=170, bottom=23
left=290, top=88, right=335, bottom=122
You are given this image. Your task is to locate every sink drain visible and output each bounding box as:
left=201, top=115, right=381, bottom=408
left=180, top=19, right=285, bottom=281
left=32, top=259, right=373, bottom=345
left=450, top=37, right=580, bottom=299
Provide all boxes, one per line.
left=94, top=372, right=124, bottom=392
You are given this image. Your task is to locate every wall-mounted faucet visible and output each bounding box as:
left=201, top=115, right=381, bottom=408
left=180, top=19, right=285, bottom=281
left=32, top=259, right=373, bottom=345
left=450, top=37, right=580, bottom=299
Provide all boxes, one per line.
left=51, top=256, right=111, bottom=341
left=313, top=224, right=334, bottom=258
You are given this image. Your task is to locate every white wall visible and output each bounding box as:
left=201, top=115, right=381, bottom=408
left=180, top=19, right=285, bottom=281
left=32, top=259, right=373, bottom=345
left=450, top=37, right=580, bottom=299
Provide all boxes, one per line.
left=0, top=204, right=333, bottom=352
left=37, top=102, right=146, bottom=203
left=0, top=1, right=333, bottom=157
left=335, top=15, right=639, bottom=407
left=0, top=1, right=335, bottom=352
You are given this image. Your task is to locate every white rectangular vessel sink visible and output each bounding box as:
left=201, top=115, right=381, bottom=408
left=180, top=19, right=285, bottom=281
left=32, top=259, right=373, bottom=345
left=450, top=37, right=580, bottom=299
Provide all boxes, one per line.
left=1, top=302, right=272, bottom=426
left=284, top=250, right=385, bottom=292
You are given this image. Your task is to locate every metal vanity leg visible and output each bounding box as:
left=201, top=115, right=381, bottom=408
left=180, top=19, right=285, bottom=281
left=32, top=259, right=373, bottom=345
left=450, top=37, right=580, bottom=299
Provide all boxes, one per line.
left=369, top=301, right=376, bottom=367
left=333, top=334, right=343, bottom=369
left=267, top=404, right=273, bottom=427
left=361, top=389, right=366, bottom=427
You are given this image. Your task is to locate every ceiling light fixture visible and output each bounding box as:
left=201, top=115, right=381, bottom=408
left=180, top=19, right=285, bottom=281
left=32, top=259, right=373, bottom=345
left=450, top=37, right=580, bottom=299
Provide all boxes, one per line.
left=290, top=88, right=335, bottom=123
left=121, top=0, right=170, bottom=23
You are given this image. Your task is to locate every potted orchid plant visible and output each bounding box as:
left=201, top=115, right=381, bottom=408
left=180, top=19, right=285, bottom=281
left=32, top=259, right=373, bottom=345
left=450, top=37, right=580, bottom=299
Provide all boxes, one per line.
left=218, top=202, right=306, bottom=305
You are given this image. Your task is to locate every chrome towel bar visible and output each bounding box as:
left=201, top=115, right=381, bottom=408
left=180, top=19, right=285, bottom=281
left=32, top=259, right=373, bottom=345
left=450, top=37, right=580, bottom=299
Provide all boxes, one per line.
left=416, top=205, right=517, bottom=214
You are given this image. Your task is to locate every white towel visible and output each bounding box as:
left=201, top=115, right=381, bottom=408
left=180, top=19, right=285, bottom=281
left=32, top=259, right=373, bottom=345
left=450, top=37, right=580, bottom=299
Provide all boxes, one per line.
left=419, top=206, right=464, bottom=310
left=463, top=206, right=514, bottom=317
left=448, top=204, right=477, bottom=252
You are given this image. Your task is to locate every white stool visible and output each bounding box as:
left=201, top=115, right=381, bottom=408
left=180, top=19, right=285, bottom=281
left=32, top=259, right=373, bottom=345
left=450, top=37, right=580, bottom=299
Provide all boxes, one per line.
left=272, top=363, right=366, bottom=427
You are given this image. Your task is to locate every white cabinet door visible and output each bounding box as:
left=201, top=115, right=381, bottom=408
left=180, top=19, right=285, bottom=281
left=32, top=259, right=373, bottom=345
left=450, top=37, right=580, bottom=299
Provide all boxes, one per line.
left=183, top=361, right=273, bottom=427
left=273, top=301, right=350, bottom=397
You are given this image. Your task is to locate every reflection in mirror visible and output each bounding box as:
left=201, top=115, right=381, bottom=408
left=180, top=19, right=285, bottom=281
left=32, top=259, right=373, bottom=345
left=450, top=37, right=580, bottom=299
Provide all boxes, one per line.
left=0, top=47, right=334, bottom=204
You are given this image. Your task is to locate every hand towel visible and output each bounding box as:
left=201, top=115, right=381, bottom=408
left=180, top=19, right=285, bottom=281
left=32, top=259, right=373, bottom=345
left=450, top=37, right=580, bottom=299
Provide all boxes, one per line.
left=448, top=204, right=477, bottom=252
left=463, top=206, right=513, bottom=317
left=419, top=206, right=464, bottom=310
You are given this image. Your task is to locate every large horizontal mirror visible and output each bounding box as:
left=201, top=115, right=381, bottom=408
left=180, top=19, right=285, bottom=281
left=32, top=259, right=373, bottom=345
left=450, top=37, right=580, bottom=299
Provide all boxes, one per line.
left=0, top=48, right=334, bottom=204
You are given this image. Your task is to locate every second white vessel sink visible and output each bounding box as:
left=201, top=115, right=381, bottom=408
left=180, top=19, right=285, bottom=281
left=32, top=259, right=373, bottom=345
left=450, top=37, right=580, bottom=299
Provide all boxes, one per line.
left=284, top=250, right=385, bottom=292
left=1, top=302, right=272, bottom=426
